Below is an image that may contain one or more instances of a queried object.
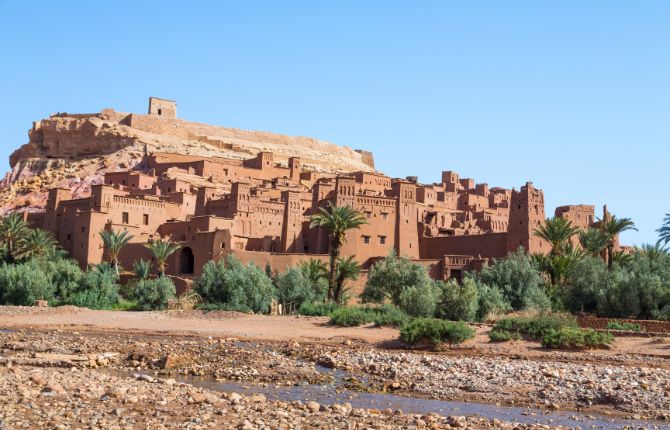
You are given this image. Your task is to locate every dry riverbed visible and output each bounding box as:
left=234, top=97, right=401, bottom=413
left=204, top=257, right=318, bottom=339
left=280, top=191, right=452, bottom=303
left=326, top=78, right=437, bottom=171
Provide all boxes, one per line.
left=1, top=307, right=670, bottom=429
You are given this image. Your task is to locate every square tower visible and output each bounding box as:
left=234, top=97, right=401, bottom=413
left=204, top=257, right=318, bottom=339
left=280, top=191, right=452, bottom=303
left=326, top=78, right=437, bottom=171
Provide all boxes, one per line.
left=148, top=97, right=177, bottom=118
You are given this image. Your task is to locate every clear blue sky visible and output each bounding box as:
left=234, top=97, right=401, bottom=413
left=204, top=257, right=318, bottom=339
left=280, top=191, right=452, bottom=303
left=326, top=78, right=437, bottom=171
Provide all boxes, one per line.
left=1, top=1, right=668, bottom=245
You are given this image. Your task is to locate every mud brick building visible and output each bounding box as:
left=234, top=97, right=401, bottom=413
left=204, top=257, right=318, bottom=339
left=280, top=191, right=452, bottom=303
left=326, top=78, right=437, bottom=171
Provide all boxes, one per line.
left=34, top=99, right=606, bottom=289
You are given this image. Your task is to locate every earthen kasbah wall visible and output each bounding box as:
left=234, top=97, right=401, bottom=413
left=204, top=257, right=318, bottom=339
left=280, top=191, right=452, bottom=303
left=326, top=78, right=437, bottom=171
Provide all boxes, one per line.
left=23, top=98, right=617, bottom=294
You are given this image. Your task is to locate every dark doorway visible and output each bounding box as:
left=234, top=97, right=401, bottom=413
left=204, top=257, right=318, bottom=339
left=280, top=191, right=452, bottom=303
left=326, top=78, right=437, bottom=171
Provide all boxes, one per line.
left=179, top=247, right=194, bottom=274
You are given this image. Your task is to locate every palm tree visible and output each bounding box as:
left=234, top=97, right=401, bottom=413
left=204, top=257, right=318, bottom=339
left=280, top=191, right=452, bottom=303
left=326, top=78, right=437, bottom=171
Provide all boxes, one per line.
left=0, top=213, right=28, bottom=263
left=639, top=243, right=669, bottom=261
left=17, top=228, right=58, bottom=260
left=534, top=245, right=583, bottom=287
left=533, top=217, right=580, bottom=256
left=309, top=202, right=366, bottom=301
left=333, top=256, right=361, bottom=304
left=299, top=259, right=329, bottom=299
left=611, top=250, right=633, bottom=267
left=144, top=239, right=180, bottom=277
left=657, top=213, right=670, bottom=250
left=597, top=215, right=637, bottom=269
left=299, top=259, right=328, bottom=284
left=99, top=229, right=134, bottom=275
left=578, top=228, right=609, bottom=257
left=133, top=259, right=152, bottom=280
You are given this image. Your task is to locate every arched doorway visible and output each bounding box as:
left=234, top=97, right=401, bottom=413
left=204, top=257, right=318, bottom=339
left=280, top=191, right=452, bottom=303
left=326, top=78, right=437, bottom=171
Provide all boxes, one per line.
left=179, top=247, right=194, bottom=274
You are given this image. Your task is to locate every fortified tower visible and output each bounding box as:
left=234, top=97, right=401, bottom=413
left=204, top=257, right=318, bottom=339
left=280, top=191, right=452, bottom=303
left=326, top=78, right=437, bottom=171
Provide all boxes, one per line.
left=281, top=190, right=304, bottom=252
left=393, top=179, right=420, bottom=258
left=148, top=97, right=177, bottom=118
left=507, top=182, right=548, bottom=254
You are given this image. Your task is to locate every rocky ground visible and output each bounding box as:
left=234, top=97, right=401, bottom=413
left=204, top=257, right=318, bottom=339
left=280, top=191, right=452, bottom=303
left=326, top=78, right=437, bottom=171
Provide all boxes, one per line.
left=1, top=325, right=669, bottom=429
left=0, top=330, right=579, bottom=430
left=294, top=344, right=670, bottom=421
left=2, top=364, right=543, bottom=430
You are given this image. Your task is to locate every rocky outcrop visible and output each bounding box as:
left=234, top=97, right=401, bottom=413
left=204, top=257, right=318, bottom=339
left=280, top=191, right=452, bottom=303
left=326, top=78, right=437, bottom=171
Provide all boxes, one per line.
left=2, top=107, right=375, bottom=214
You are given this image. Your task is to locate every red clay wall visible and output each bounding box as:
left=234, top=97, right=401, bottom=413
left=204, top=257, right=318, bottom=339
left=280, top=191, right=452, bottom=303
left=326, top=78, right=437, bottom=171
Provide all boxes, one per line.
left=420, top=233, right=508, bottom=260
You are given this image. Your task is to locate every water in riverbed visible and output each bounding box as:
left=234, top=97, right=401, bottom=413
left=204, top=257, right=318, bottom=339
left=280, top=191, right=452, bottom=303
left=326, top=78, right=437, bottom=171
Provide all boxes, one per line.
left=104, top=366, right=669, bottom=430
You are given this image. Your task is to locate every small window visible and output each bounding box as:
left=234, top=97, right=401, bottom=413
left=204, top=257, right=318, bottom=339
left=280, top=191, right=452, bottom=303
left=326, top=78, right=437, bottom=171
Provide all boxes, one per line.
left=363, top=235, right=370, bottom=244
left=81, top=226, right=85, bottom=233
left=122, top=212, right=129, bottom=224
left=379, top=236, right=386, bottom=245
left=157, top=108, right=162, bottom=115
left=221, top=242, right=225, bottom=249
left=382, top=213, right=388, bottom=220
left=143, top=214, right=149, bottom=225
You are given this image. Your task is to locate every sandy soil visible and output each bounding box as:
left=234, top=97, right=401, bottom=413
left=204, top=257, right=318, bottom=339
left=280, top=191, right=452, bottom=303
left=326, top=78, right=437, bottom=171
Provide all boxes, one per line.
left=1, top=306, right=669, bottom=360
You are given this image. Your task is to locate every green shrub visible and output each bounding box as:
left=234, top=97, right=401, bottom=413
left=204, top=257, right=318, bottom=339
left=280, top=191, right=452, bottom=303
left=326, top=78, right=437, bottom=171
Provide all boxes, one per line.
left=277, top=267, right=323, bottom=313
left=132, top=277, right=176, bottom=311
left=197, top=302, right=252, bottom=312
left=362, top=251, right=434, bottom=306
left=493, top=314, right=577, bottom=339
left=329, top=307, right=371, bottom=327
left=564, top=251, right=670, bottom=320
left=371, top=304, right=409, bottom=327
left=110, top=299, right=139, bottom=311
left=298, top=302, right=339, bottom=316
left=30, top=256, right=82, bottom=301
left=64, top=265, right=120, bottom=309
left=477, top=284, right=510, bottom=321
left=605, top=321, right=642, bottom=331
left=475, top=249, right=550, bottom=311
left=0, top=261, right=53, bottom=305
left=541, top=327, right=614, bottom=349
left=488, top=329, right=522, bottom=342
left=195, top=256, right=275, bottom=313
left=435, top=278, right=479, bottom=321
left=399, top=283, right=438, bottom=317
left=400, top=318, right=474, bottom=346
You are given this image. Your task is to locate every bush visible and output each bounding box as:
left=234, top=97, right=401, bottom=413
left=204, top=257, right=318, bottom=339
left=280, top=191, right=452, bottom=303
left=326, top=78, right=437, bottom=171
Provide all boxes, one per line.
left=277, top=268, right=323, bottom=313
left=110, top=299, right=139, bottom=311
left=298, top=302, right=339, bottom=316
left=435, top=278, right=478, bottom=321
left=475, top=281, right=510, bottom=321
left=0, top=261, right=53, bottom=305
left=329, top=307, right=371, bottom=327
left=475, top=249, right=550, bottom=311
left=606, top=321, right=642, bottom=331
left=64, top=264, right=120, bottom=309
left=362, top=252, right=434, bottom=306
left=493, top=314, right=577, bottom=339
left=399, top=283, right=438, bottom=317
left=372, top=304, right=409, bottom=327
left=564, top=251, right=670, bottom=320
left=563, top=256, right=608, bottom=313
left=195, top=256, right=275, bottom=314
left=400, top=318, right=474, bottom=346
left=30, top=256, right=82, bottom=301
left=132, top=277, right=176, bottom=311
left=541, top=327, right=614, bottom=349
left=488, top=329, right=522, bottom=342
left=197, top=302, right=252, bottom=312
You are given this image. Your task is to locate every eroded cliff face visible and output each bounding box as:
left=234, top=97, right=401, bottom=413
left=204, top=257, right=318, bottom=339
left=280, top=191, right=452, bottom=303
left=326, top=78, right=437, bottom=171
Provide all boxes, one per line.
left=1, top=108, right=375, bottom=214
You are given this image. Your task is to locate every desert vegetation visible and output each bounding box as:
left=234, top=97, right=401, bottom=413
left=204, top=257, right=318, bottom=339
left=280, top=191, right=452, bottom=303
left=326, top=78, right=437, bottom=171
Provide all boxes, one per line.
left=1, top=207, right=669, bottom=351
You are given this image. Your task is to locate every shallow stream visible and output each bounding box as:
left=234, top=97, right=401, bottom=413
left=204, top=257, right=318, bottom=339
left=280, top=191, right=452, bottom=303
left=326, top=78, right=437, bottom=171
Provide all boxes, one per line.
left=105, top=365, right=670, bottom=430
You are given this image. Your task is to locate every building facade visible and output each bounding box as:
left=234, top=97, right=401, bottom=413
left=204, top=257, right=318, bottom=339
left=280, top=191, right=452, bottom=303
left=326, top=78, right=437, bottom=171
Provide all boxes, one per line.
left=34, top=99, right=607, bottom=289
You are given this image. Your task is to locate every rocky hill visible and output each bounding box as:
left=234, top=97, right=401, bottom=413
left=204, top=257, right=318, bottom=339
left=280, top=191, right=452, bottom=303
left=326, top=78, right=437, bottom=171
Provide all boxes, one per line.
left=1, top=104, right=375, bottom=214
